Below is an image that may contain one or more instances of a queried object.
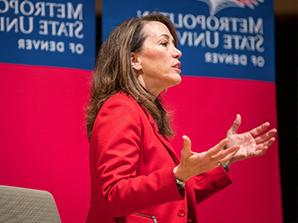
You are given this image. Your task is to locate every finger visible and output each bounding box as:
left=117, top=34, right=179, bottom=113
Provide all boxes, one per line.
left=255, top=129, right=277, bottom=144
left=208, top=138, right=228, bottom=156
left=211, top=146, right=240, bottom=160
left=182, top=135, right=192, bottom=158
left=220, top=147, right=239, bottom=164
left=255, top=137, right=275, bottom=151
left=227, top=114, right=241, bottom=135
left=249, top=122, right=270, bottom=137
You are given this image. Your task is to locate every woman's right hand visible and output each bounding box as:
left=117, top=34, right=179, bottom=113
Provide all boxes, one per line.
left=173, top=135, right=239, bottom=182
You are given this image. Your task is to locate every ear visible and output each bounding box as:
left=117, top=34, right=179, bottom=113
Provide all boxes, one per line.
left=131, top=52, right=142, bottom=71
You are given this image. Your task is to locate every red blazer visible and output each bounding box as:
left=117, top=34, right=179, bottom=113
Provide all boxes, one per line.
left=86, top=92, right=231, bottom=223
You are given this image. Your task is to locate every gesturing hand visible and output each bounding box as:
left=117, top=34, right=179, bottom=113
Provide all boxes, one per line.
left=227, top=114, right=277, bottom=163
left=174, top=136, right=240, bottom=182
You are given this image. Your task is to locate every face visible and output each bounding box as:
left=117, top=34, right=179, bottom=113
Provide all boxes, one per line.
left=131, top=21, right=182, bottom=96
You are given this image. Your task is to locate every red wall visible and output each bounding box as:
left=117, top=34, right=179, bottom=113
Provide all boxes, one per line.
left=0, top=63, right=283, bottom=222
left=166, top=76, right=283, bottom=223
left=0, top=63, right=91, bottom=223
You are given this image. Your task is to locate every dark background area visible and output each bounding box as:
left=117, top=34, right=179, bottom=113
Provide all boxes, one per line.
left=276, top=15, right=298, bottom=223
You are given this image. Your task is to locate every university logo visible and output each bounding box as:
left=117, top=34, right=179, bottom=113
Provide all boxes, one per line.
left=197, top=0, right=263, bottom=15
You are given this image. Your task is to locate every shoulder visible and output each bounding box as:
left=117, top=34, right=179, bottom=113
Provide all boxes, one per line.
left=100, top=92, right=141, bottom=113
left=93, top=92, right=145, bottom=131
left=91, top=92, right=147, bottom=141
left=91, top=92, right=145, bottom=150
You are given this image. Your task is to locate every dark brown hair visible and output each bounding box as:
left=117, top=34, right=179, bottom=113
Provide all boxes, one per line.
left=86, top=13, right=178, bottom=138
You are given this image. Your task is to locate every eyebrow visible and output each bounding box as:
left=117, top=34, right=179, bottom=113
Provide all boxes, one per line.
left=159, top=34, right=170, bottom=39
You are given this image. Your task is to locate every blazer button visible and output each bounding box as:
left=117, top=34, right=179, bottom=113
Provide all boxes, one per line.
left=177, top=209, right=185, bottom=217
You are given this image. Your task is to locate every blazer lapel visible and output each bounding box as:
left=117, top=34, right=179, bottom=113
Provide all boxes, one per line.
left=143, top=110, right=180, bottom=165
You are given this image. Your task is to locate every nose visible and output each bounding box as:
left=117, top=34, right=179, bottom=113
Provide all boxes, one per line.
left=173, top=47, right=182, bottom=59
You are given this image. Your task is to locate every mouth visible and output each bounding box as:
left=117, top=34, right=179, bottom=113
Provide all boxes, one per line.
left=172, top=62, right=181, bottom=71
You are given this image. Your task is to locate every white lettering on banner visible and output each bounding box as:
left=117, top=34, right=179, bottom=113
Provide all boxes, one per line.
left=138, top=10, right=266, bottom=67
left=39, top=20, right=83, bottom=38
left=0, top=16, right=33, bottom=33
left=0, top=0, right=83, bottom=19
left=0, top=0, right=86, bottom=55
left=205, top=52, right=247, bottom=66
left=0, top=16, right=83, bottom=38
left=223, top=34, right=264, bottom=52
left=178, top=31, right=219, bottom=48
left=18, top=38, right=65, bottom=53
left=69, top=42, right=84, bottom=54
left=17, top=38, right=85, bottom=55
left=138, top=11, right=263, bottom=35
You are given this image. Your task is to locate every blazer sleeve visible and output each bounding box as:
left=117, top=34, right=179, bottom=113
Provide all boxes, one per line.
left=190, top=166, right=232, bottom=203
left=91, top=97, right=183, bottom=217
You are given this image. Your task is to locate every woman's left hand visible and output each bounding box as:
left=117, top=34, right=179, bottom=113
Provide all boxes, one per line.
left=226, top=114, right=277, bottom=163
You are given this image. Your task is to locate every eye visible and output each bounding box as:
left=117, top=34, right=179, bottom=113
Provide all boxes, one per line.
left=160, top=41, right=169, bottom=47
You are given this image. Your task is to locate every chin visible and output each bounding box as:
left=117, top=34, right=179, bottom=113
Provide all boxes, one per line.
left=168, top=75, right=182, bottom=88
left=173, top=72, right=182, bottom=83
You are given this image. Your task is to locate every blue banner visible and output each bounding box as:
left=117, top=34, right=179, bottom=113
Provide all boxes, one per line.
left=103, top=0, right=274, bottom=81
left=0, top=0, right=95, bottom=70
